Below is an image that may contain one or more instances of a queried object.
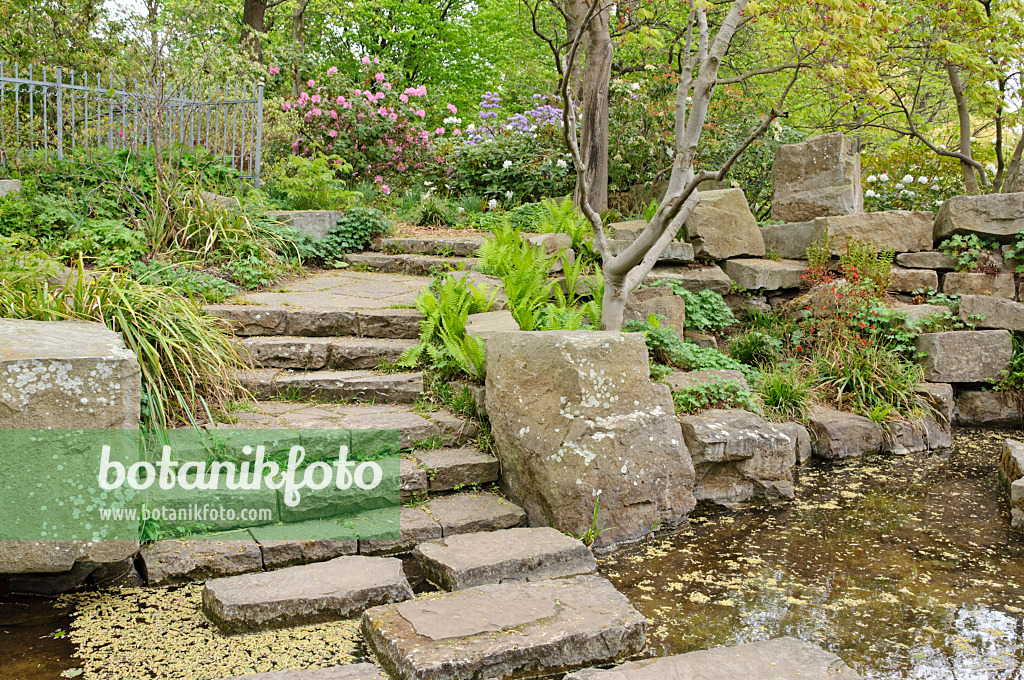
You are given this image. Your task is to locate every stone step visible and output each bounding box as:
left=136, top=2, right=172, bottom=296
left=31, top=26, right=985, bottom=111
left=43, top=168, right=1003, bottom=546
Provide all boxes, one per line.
left=721, top=257, right=806, bottom=291
left=362, top=575, right=646, bottom=680
left=241, top=368, right=423, bottom=404
left=345, top=253, right=479, bottom=277
left=400, top=448, right=500, bottom=500
left=227, top=402, right=479, bottom=449
left=243, top=336, right=417, bottom=370
left=421, top=491, right=527, bottom=536
left=202, top=555, right=413, bottom=633
left=139, top=533, right=264, bottom=587
left=413, top=526, right=597, bottom=591
left=208, top=305, right=424, bottom=339
left=219, top=663, right=387, bottom=680
left=565, top=636, right=862, bottom=679
left=379, top=236, right=485, bottom=257
left=645, top=264, right=732, bottom=295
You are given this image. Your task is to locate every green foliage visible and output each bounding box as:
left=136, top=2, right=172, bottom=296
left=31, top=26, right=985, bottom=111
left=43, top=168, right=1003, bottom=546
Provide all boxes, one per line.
left=537, top=196, right=595, bottom=261
left=1006, top=232, right=1024, bottom=274
left=468, top=201, right=546, bottom=233
left=407, top=192, right=457, bottom=227
left=0, top=240, right=246, bottom=429
left=55, top=219, right=147, bottom=268
left=647, top=281, right=737, bottom=333
left=450, top=135, right=574, bottom=203
left=728, top=330, right=782, bottom=367
left=672, top=379, right=756, bottom=414
left=840, top=237, right=894, bottom=292
left=399, top=273, right=495, bottom=380
left=938, top=233, right=999, bottom=272
left=757, top=364, right=812, bottom=422
left=803, top=234, right=836, bottom=287
left=998, top=332, right=1024, bottom=394
left=132, top=262, right=240, bottom=303
left=263, top=154, right=359, bottom=210
left=284, top=207, right=393, bottom=266
left=812, top=342, right=930, bottom=422
left=624, top=315, right=757, bottom=382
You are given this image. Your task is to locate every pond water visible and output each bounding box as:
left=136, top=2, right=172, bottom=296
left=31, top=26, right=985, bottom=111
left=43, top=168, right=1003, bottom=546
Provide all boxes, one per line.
left=600, top=428, right=1024, bottom=679
left=3, top=428, right=1023, bottom=679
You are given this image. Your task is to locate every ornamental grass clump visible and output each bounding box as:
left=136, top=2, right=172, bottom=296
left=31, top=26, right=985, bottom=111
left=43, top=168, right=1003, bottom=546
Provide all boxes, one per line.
left=0, top=238, right=247, bottom=429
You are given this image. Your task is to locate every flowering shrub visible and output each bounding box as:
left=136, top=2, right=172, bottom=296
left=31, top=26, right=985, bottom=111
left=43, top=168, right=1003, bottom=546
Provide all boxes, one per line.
left=285, top=59, right=456, bottom=183
left=861, top=141, right=965, bottom=212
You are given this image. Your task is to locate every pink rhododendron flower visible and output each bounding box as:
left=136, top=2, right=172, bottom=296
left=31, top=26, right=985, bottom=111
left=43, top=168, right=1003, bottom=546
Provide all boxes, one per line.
left=416, top=109, right=425, bottom=118
left=329, top=110, right=338, bottom=119
left=453, top=128, right=461, bottom=135
left=336, top=96, right=345, bottom=105
left=327, top=66, right=338, bottom=76
left=381, top=184, right=390, bottom=194
left=361, top=56, right=371, bottom=65
left=435, top=127, right=445, bottom=134
left=378, top=107, right=388, bottom=116
left=307, top=79, right=315, bottom=87
left=299, top=91, right=309, bottom=101
left=328, top=130, right=338, bottom=137
left=374, top=175, right=383, bottom=183
left=353, top=89, right=361, bottom=96
left=447, top=103, right=457, bottom=114
left=311, top=107, right=322, bottom=116
left=281, top=102, right=292, bottom=111
left=389, top=113, right=398, bottom=121
left=343, top=102, right=352, bottom=109
left=399, top=94, right=408, bottom=103
left=373, top=57, right=380, bottom=63
left=311, top=94, right=321, bottom=104
left=375, top=72, right=385, bottom=82
left=269, top=66, right=280, bottom=75
left=383, top=82, right=392, bottom=90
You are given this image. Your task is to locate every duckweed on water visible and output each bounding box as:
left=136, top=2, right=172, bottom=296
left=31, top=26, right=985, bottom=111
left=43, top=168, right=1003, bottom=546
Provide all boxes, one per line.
left=60, top=584, right=361, bottom=680
left=600, top=428, right=1024, bottom=679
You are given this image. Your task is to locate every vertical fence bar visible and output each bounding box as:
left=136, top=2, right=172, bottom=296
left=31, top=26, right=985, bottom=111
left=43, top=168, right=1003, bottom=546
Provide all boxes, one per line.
left=0, top=62, right=6, bottom=171
left=254, top=79, right=263, bottom=188
left=14, top=63, right=20, bottom=164
left=56, top=67, right=63, bottom=159
left=28, top=65, right=34, bottom=157
left=42, top=66, right=48, bottom=161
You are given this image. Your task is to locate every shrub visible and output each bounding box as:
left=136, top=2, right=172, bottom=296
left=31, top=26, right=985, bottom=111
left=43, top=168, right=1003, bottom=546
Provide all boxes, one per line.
left=537, top=196, right=595, bottom=262
left=757, top=364, right=812, bottom=422
left=812, top=342, right=930, bottom=421
left=0, top=239, right=246, bottom=429
left=803, top=233, right=835, bottom=288
left=262, top=154, right=360, bottom=210
left=469, top=201, right=546, bottom=232
left=729, top=330, right=782, bottom=367
left=54, top=218, right=147, bottom=268
left=840, top=237, right=894, bottom=292
left=406, top=192, right=456, bottom=227
left=624, top=315, right=758, bottom=382
left=283, top=207, right=392, bottom=266
left=672, top=379, right=756, bottom=414
left=861, top=141, right=963, bottom=213
left=132, top=262, right=240, bottom=303
left=450, top=134, right=574, bottom=203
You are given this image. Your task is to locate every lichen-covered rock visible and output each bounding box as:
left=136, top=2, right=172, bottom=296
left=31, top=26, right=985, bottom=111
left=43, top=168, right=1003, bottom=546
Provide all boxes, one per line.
left=608, top=239, right=694, bottom=263
left=0, top=179, right=23, bottom=197
left=267, top=210, right=342, bottom=239
left=776, top=422, right=812, bottom=463
left=485, top=331, right=696, bottom=549
left=817, top=211, right=933, bottom=254
left=917, top=382, right=954, bottom=424
left=916, top=330, right=1012, bottom=383
left=896, top=251, right=958, bottom=270
left=685, top=188, right=766, bottom=260
left=624, top=287, right=686, bottom=333
left=959, top=295, right=1024, bottom=330
left=806, top=406, right=883, bottom=459
left=943, top=272, right=1015, bottom=299
left=678, top=409, right=796, bottom=504
left=934, top=192, right=1024, bottom=243
left=645, top=264, right=732, bottom=295
left=770, top=133, right=863, bottom=222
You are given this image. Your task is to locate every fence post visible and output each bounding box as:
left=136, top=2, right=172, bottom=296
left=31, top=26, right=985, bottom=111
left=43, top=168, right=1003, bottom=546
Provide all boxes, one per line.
left=253, top=78, right=264, bottom=189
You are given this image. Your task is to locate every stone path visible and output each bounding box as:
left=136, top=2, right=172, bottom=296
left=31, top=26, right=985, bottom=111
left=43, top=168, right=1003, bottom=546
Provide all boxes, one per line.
left=221, top=664, right=387, bottom=680
left=362, top=575, right=646, bottom=680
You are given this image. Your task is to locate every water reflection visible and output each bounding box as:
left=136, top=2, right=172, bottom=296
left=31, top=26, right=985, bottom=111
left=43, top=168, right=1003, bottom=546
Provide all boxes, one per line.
left=600, top=428, right=1024, bottom=679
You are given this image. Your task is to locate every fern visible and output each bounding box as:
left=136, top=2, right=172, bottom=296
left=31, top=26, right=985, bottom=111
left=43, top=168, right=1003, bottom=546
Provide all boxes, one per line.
left=537, top=196, right=595, bottom=260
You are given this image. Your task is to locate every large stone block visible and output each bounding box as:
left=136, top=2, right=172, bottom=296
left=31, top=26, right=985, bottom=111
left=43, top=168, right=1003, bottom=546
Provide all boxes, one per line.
left=0, top=179, right=23, bottom=197
left=955, top=390, right=1023, bottom=426
left=268, top=210, right=342, bottom=239
left=889, top=266, right=938, bottom=294
left=943, top=272, right=1015, bottom=299
left=934, top=192, right=1024, bottom=243
left=896, top=251, right=957, bottom=270
left=770, top=132, right=863, bottom=222
left=816, top=211, right=933, bottom=254
left=607, top=238, right=694, bottom=263
left=218, top=664, right=387, bottom=680
left=959, top=295, right=1024, bottom=330
left=722, top=258, right=806, bottom=291
left=915, top=330, right=1011, bottom=383
left=1001, top=440, right=1024, bottom=529
left=566, top=636, right=862, bottom=680
left=362, top=575, right=646, bottom=680
left=624, top=287, right=686, bottom=332
left=645, top=264, right=732, bottom=295
left=759, top=220, right=825, bottom=260
left=917, top=382, right=954, bottom=424
left=678, top=409, right=796, bottom=505
left=685, top=188, right=766, bottom=260
left=0, top=319, right=143, bottom=578
left=806, top=406, right=883, bottom=459
left=485, top=331, right=696, bottom=549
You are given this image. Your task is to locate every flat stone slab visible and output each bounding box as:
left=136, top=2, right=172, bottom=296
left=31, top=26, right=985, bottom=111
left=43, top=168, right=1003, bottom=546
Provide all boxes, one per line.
left=345, top=253, right=478, bottom=277
left=413, top=448, right=499, bottom=492
left=565, top=636, right=862, bottom=679
left=915, top=330, right=1012, bottom=383
left=219, top=663, right=387, bottom=680
left=942, top=271, right=1015, bottom=299
left=956, top=390, right=1023, bottom=426
left=226, top=403, right=479, bottom=449
left=896, top=251, right=957, bottom=270
left=362, top=575, right=646, bottom=680
left=806, top=406, right=883, bottom=459
left=889, top=266, right=938, bottom=294
left=381, top=236, right=484, bottom=257
left=959, top=295, right=1024, bottom=331
left=465, top=310, right=519, bottom=341
left=934, top=192, right=1024, bottom=242
left=608, top=239, right=694, bottom=263
left=423, top=492, right=527, bottom=536
left=140, top=535, right=264, bottom=586
left=759, top=220, right=824, bottom=260
left=268, top=210, right=342, bottom=239
left=358, top=506, right=442, bottom=556
left=202, top=555, right=413, bottom=633
left=242, top=368, right=423, bottom=403
left=721, top=258, right=806, bottom=291
left=244, top=336, right=417, bottom=370
left=414, top=527, right=597, bottom=590
left=645, top=265, right=732, bottom=295
left=249, top=520, right=358, bottom=568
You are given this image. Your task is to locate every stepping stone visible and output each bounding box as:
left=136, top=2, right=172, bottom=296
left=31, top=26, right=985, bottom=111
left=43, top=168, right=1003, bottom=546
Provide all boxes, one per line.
left=345, top=253, right=478, bottom=277
left=242, top=368, right=423, bottom=403
left=243, top=336, right=417, bottom=370
left=413, top=448, right=499, bottom=492
left=565, top=636, right=862, bottom=679
left=362, top=575, right=646, bottom=680
left=357, top=506, right=443, bottom=556
left=219, top=663, right=386, bottom=680
left=208, top=306, right=424, bottom=339
left=249, top=520, right=358, bottom=569
left=380, top=236, right=484, bottom=257
left=414, top=527, right=596, bottom=590
left=202, top=555, right=413, bottom=634
left=423, top=492, right=527, bottom=536
left=139, top=534, right=263, bottom=586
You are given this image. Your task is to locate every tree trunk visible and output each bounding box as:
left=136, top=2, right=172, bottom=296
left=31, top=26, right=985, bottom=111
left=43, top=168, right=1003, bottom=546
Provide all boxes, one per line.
left=292, top=0, right=308, bottom=97
left=241, top=0, right=268, bottom=61
left=946, top=63, right=980, bottom=194
left=568, top=0, right=612, bottom=212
